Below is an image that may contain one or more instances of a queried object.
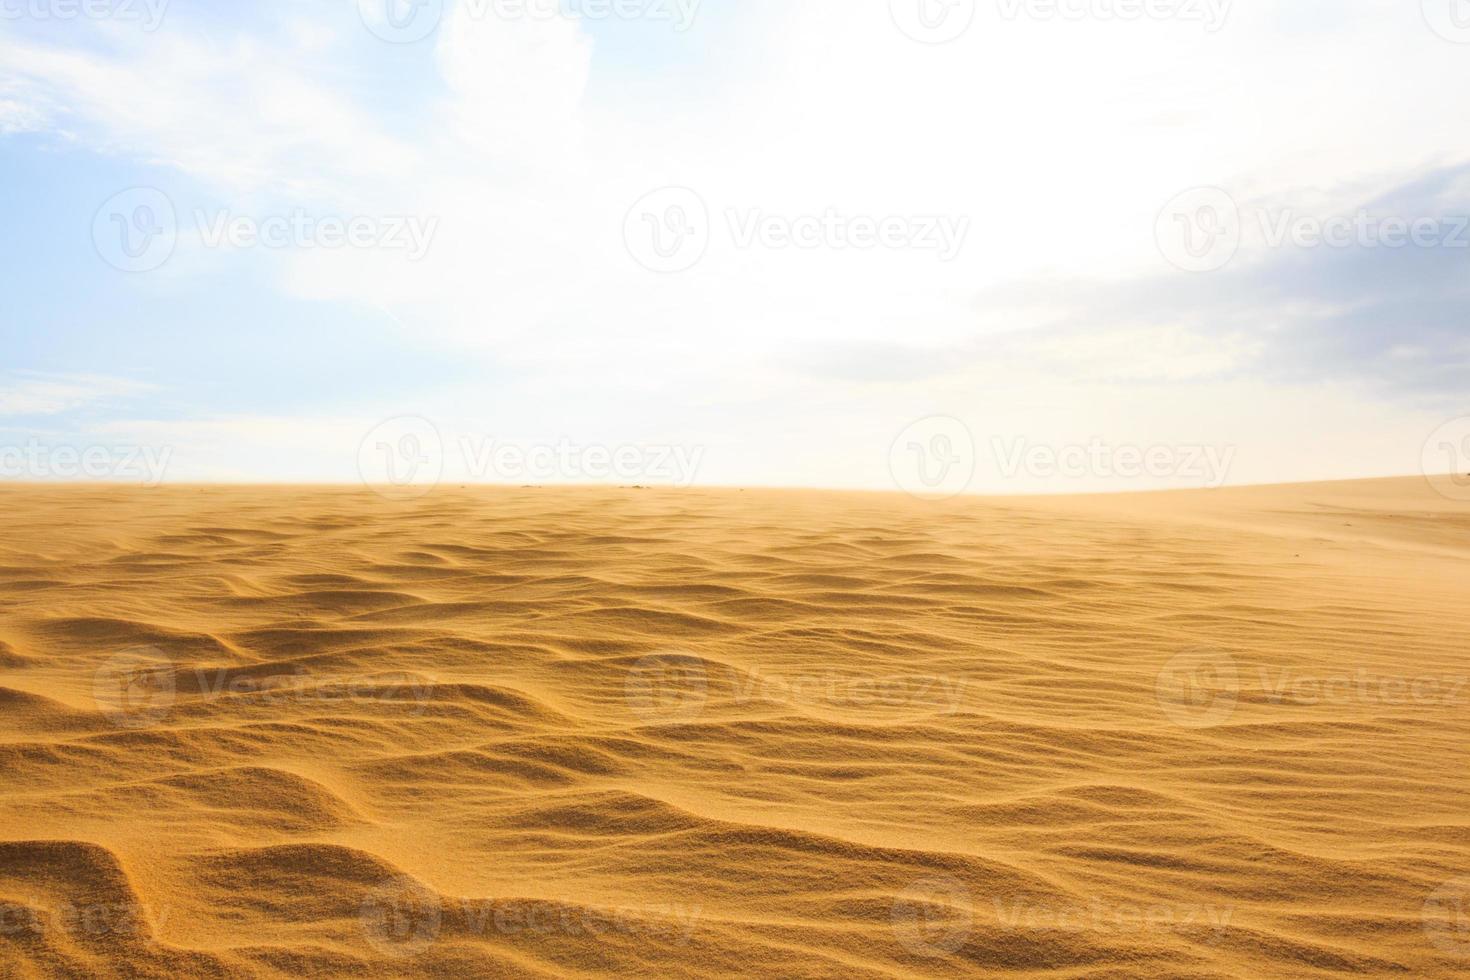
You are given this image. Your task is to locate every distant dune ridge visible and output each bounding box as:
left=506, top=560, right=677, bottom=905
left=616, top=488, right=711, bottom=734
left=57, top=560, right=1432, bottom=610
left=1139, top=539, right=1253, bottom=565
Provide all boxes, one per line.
left=0, top=478, right=1467, bottom=977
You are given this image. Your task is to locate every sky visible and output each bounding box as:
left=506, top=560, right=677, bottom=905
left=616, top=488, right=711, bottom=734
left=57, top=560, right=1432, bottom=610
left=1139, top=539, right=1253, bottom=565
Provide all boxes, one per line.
left=1, top=0, right=1468, bottom=495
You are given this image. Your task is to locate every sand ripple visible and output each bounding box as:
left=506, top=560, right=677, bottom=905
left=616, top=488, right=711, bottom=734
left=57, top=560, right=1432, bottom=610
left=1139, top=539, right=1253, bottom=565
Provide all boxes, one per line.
left=0, top=479, right=1467, bottom=976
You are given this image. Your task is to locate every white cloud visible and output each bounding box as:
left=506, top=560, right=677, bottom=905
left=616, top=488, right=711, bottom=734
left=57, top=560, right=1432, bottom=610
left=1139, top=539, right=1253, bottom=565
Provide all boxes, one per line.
left=0, top=75, right=47, bottom=134
left=0, top=373, right=155, bottom=417
left=434, top=2, right=592, bottom=162
left=0, top=23, right=420, bottom=195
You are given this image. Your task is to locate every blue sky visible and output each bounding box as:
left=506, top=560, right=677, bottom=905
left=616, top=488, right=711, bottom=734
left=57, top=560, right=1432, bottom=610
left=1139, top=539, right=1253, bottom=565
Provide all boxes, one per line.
left=1, top=0, right=1467, bottom=491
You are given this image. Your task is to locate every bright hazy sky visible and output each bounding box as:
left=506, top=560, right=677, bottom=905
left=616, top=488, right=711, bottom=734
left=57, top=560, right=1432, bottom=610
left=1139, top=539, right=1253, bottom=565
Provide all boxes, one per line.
left=2, top=0, right=1468, bottom=493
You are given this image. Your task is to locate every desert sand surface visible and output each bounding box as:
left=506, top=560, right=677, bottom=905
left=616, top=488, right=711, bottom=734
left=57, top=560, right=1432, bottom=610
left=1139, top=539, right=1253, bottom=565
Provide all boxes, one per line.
left=1, top=477, right=1468, bottom=978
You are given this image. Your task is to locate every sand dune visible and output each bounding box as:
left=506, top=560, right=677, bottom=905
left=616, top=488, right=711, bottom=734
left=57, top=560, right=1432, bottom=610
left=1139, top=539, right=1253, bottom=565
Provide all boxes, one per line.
left=0, top=478, right=1467, bottom=977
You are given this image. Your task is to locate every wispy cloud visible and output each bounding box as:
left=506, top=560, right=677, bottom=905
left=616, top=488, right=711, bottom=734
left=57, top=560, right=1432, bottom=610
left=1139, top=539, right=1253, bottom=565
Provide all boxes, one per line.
left=0, top=372, right=156, bottom=418
left=0, top=16, right=418, bottom=195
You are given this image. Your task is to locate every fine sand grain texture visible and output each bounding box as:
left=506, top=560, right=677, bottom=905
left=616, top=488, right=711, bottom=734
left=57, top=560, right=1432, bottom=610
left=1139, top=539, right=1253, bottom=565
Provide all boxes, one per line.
left=0, top=478, right=1467, bottom=978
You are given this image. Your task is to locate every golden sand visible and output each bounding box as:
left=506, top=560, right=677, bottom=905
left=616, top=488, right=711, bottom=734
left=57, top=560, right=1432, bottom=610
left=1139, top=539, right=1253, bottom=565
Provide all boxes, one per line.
left=1, top=478, right=1467, bottom=977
